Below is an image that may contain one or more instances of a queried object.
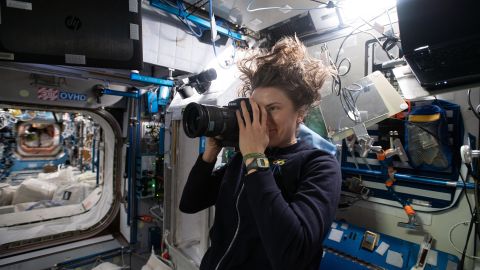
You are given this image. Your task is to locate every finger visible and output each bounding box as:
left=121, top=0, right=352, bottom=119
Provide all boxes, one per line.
left=250, top=97, right=260, bottom=125
left=240, top=101, right=251, bottom=128
left=235, top=110, right=245, bottom=131
left=260, top=105, right=268, bottom=130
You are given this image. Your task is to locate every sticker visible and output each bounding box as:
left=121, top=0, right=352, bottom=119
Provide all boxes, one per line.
left=426, top=250, right=438, bottom=266
left=59, top=91, right=87, bottom=101
left=19, top=89, right=30, bottom=97
left=37, top=88, right=87, bottom=102
left=0, top=52, right=14, bottom=60
left=129, top=0, right=138, bottom=13
left=446, top=260, right=457, bottom=270
left=331, top=221, right=338, bottom=229
left=386, top=250, right=403, bottom=268
left=272, top=159, right=286, bottom=166
left=327, top=228, right=343, bottom=243
left=340, top=223, right=349, bottom=230
left=375, top=241, right=390, bottom=256
left=199, top=136, right=206, bottom=154
left=130, top=23, right=139, bottom=40
left=38, top=87, right=59, bottom=101
left=6, top=0, right=32, bottom=10
left=65, top=54, right=86, bottom=65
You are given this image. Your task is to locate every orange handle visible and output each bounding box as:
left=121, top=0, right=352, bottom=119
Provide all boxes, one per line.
left=404, top=205, right=416, bottom=216
left=385, top=179, right=395, bottom=187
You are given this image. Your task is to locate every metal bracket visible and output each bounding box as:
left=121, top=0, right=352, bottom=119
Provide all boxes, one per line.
left=149, top=0, right=246, bottom=41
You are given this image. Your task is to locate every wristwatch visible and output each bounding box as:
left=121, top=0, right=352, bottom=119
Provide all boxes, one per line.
left=245, top=157, right=270, bottom=172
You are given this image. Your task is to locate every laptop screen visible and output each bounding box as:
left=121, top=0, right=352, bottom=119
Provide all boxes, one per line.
left=396, top=0, right=480, bottom=54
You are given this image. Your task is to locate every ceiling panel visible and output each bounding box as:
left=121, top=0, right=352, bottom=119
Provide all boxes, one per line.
left=183, top=0, right=330, bottom=32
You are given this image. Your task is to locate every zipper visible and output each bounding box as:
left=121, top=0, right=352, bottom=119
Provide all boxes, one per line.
left=214, top=183, right=245, bottom=270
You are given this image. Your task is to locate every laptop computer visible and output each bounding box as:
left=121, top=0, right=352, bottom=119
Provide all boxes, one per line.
left=0, top=0, right=143, bottom=69
left=396, top=0, right=480, bottom=90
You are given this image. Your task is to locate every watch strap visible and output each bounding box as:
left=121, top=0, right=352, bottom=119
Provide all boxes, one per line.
left=243, top=152, right=266, bottom=162
left=245, top=157, right=270, bottom=172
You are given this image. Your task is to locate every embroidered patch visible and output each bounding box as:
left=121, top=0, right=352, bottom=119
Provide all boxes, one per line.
left=272, top=159, right=286, bottom=166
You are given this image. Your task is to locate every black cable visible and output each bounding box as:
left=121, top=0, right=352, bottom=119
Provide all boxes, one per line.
left=337, top=58, right=352, bottom=76
left=459, top=210, right=476, bottom=270
left=184, top=0, right=206, bottom=12
left=333, top=6, right=400, bottom=68
left=185, top=0, right=209, bottom=18
left=460, top=172, right=474, bottom=216
left=468, top=89, right=480, bottom=121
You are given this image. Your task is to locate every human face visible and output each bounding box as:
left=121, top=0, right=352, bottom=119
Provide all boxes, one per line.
left=251, top=86, right=304, bottom=148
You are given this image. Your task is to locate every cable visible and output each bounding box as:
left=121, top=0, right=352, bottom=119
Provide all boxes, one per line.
left=468, top=89, right=480, bottom=121
left=177, top=1, right=203, bottom=37
left=209, top=0, right=234, bottom=70
left=337, top=57, right=352, bottom=76
left=334, top=26, right=393, bottom=66
left=449, top=218, right=480, bottom=260
left=460, top=171, right=474, bottom=216
left=247, top=0, right=330, bottom=12
left=184, top=0, right=209, bottom=18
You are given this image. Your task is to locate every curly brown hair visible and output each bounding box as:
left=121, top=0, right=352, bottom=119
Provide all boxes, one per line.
left=238, top=36, right=332, bottom=110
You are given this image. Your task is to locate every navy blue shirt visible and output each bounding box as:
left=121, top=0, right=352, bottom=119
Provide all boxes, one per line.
left=180, top=140, right=342, bottom=270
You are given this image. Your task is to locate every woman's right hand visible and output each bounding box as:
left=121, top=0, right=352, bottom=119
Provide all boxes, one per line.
left=202, top=137, right=222, bottom=163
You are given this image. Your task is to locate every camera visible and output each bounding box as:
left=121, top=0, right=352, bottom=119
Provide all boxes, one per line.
left=182, top=98, right=252, bottom=146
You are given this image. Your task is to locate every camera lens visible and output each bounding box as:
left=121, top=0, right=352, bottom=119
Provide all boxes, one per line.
left=183, top=103, right=208, bottom=138
left=182, top=98, right=251, bottom=146
left=183, top=103, right=233, bottom=138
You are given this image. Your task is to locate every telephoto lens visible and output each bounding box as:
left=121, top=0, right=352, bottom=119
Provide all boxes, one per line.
left=182, top=98, right=252, bottom=146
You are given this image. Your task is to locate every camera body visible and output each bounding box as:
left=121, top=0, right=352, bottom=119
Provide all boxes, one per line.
left=182, top=98, right=252, bottom=147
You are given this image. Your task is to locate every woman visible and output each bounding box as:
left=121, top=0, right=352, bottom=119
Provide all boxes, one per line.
left=180, top=36, right=342, bottom=270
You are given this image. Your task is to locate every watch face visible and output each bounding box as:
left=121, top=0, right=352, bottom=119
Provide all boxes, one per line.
left=256, top=158, right=270, bottom=169
left=246, top=157, right=270, bottom=172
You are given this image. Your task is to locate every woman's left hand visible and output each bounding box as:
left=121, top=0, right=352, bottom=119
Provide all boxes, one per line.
left=236, top=98, right=269, bottom=156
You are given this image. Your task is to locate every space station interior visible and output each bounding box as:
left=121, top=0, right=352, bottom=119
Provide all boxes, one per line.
left=0, top=0, right=479, bottom=269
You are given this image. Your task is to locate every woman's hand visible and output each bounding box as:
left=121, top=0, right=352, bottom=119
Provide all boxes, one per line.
left=202, top=137, right=222, bottom=163
left=236, top=98, right=269, bottom=157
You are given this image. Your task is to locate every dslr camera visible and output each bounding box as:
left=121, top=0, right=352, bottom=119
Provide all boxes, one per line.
left=182, top=98, right=253, bottom=146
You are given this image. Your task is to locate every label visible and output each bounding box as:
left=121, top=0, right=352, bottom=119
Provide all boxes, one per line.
left=65, top=54, right=86, bottom=65
left=37, top=88, right=87, bottom=102
left=6, top=0, right=32, bottom=10
left=59, top=91, right=87, bottom=101
left=38, top=87, right=59, bottom=101
left=0, top=52, right=14, bottom=60
left=129, top=0, right=138, bottom=13
left=130, top=23, right=139, bottom=40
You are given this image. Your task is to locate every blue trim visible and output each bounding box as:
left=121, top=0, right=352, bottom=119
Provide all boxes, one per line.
left=130, top=73, right=175, bottom=86
left=342, top=167, right=475, bottom=189
left=149, top=0, right=246, bottom=41
left=102, top=88, right=140, bottom=99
